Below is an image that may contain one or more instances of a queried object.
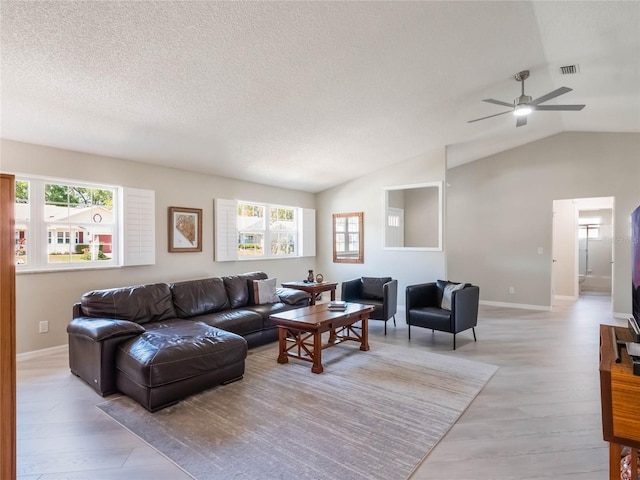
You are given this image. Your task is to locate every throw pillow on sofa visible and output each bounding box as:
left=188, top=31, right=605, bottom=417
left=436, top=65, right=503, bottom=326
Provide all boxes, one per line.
left=252, top=278, right=280, bottom=305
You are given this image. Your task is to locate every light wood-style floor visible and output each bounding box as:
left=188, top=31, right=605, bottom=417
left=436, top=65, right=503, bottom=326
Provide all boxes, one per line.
left=17, top=295, right=619, bottom=479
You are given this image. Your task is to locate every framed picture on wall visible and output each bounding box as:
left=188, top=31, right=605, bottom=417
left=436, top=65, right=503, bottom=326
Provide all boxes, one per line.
left=168, top=206, right=202, bottom=252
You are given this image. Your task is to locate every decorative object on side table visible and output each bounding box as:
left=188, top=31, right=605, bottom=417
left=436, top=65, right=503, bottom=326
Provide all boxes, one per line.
left=168, top=206, right=202, bottom=252
left=307, top=269, right=315, bottom=283
left=315, top=273, right=324, bottom=283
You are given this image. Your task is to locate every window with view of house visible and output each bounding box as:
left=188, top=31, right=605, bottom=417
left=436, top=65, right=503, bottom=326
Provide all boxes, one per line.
left=15, top=176, right=156, bottom=271
left=215, top=198, right=314, bottom=262
left=237, top=202, right=297, bottom=258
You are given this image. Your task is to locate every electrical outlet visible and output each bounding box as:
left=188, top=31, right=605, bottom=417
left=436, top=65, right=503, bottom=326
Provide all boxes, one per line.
left=39, top=321, right=49, bottom=333
left=508, top=286, right=515, bottom=294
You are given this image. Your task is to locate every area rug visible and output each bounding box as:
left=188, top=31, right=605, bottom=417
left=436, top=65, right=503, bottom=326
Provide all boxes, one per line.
left=97, top=342, right=497, bottom=480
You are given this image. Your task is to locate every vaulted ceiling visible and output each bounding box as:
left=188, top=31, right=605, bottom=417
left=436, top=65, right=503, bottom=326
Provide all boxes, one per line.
left=2, top=1, right=639, bottom=192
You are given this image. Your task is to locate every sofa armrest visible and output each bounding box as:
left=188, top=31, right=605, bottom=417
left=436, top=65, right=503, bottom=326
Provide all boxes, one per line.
left=382, top=279, right=398, bottom=318
left=67, top=317, right=145, bottom=342
left=73, top=302, right=83, bottom=319
left=451, top=286, right=479, bottom=333
left=341, top=278, right=363, bottom=302
left=276, top=287, right=310, bottom=306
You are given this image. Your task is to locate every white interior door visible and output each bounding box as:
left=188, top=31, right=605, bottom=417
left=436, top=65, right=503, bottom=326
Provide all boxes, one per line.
left=552, top=199, right=578, bottom=302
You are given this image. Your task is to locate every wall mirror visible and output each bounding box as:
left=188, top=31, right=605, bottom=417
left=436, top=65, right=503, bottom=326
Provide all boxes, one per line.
left=333, top=212, right=364, bottom=263
left=384, top=181, right=442, bottom=251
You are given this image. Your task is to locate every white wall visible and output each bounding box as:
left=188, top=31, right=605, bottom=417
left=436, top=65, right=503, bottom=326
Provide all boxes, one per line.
left=446, top=132, right=640, bottom=315
left=316, top=148, right=446, bottom=303
left=404, top=186, right=438, bottom=248
left=1, top=140, right=316, bottom=354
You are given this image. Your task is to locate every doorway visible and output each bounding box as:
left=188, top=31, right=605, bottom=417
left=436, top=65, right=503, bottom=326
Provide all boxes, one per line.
left=551, top=196, right=614, bottom=306
left=578, top=207, right=613, bottom=296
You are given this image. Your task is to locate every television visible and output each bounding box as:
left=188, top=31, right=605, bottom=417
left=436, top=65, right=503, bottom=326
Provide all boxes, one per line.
left=631, top=205, right=640, bottom=340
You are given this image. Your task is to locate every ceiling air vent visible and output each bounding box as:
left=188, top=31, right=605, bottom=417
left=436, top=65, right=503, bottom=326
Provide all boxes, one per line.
left=560, top=64, right=580, bottom=75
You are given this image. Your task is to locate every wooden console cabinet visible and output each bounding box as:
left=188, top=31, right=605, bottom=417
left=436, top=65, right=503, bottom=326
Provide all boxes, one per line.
left=0, top=173, right=16, bottom=480
left=599, top=324, right=640, bottom=480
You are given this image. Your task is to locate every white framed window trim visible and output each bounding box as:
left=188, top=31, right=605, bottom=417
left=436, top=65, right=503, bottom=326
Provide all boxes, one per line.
left=14, top=175, right=155, bottom=272
left=215, top=198, right=315, bottom=262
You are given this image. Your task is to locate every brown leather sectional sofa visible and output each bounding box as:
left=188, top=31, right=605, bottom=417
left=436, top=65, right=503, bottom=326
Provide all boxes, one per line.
left=67, top=271, right=309, bottom=411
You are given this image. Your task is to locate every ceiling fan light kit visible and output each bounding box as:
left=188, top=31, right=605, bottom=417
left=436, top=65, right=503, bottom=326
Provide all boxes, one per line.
left=513, top=104, right=533, bottom=117
left=468, top=69, right=586, bottom=127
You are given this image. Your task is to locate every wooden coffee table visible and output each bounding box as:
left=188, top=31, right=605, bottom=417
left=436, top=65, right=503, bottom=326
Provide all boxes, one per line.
left=270, top=303, right=374, bottom=374
left=280, top=281, right=338, bottom=305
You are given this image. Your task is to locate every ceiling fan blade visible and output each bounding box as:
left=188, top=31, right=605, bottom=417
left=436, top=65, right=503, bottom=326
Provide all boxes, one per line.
left=482, top=98, right=514, bottom=108
left=516, top=116, right=527, bottom=128
left=467, top=110, right=512, bottom=123
left=535, top=104, right=586, bottom=111
left=530, top=87, right=572, bottom=105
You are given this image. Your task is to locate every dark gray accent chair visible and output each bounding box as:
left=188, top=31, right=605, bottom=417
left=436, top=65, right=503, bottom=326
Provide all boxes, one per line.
left=405, top=280, right=479, bottom=350
left=341, top=277, right=398, bottom=334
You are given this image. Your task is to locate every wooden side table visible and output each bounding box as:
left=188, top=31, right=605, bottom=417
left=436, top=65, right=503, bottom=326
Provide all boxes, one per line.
left=280, top=281, right=338, bottom=305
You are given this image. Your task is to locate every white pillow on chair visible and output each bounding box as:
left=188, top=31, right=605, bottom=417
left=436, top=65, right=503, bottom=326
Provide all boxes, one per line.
left=441, top=282, right=465, bottom=310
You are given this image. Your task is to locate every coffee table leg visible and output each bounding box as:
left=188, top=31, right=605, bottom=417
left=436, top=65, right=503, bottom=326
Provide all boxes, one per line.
left=277, top=327, right=289, bottom=364
left=311, top=331, right=324, bottom=374
left=330, top=288, right=336, bottom=301
left=360, top=315, right=370, bottom=351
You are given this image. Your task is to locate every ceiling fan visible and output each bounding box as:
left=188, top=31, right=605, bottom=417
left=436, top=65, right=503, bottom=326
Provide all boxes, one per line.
left=468, top=70, right=585, bottom=127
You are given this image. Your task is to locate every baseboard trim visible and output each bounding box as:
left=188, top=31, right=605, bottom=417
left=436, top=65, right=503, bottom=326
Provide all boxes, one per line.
left=17, top=344, right=67, bottom=362
left=613, top=312, right=632, bottom=320
left=480, top=300, right=552, bottom=312
left=554, top=295, right=578, bottom=301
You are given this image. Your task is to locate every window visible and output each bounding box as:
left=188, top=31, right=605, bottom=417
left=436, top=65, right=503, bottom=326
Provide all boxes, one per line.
left=269, top=206, right=297, bottom=256
left=237, top=203, right=265, bottom=257
left=578, top=225, right=601, bottom=240
left=578, top=216, right=602, bottom=240
left=14, top=176, right=156, bottom=271
left=215, top=198, right=315, bottom=261
left=333, top=212, right=363, bottom=263
left=237, top=202, right=297, bottom=258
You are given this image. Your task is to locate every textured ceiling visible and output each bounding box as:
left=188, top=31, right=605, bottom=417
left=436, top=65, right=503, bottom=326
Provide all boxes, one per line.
left=1, top=1, right=639, bottom=193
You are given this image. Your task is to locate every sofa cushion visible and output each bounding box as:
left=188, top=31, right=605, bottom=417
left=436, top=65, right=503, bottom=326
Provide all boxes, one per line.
left=196, top=309, right=264, bottom=336
left=409, top=306, right=452, bottom=331
left=223, top=272, right=269, bottom=307
left=170, top=278, right=229, bottom=318
left=361, top=277, right=392, bottom=300
left=223, top=275, right=250, bottom=308
left=252, top=278, right=280, bottom=304
left=116, top=320, right=247, bottom=388
left=81, top=283, right=176, bottom=325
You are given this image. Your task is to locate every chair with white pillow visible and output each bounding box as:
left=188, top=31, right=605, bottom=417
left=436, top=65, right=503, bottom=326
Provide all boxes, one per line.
left=405, top=280, right=479, bottom=350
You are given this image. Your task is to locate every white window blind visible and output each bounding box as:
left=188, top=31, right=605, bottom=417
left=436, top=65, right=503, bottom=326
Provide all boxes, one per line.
left=300, top=208, right=316, bottom=257
left=122, top=187, right=155, bottom=266
left=215, top=198, right=238, bottom=262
